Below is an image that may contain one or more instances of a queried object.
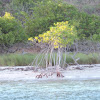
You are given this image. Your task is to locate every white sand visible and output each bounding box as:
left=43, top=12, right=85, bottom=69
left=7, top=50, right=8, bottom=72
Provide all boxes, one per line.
left=0, top=65, right=100, bottom=81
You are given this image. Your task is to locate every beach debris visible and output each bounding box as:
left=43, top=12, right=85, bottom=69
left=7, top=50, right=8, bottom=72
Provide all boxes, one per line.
left=75, top=66, right=83, bottom=70
left=0, top=66, right=34, bottom=71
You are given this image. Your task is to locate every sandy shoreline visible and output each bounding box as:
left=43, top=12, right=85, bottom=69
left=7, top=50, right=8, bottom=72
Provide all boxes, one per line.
left=0, top=65, right=100, bottom=81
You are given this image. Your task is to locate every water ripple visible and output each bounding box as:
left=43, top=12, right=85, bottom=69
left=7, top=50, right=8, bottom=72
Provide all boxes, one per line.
left=0, top=80, right=100, bottom=100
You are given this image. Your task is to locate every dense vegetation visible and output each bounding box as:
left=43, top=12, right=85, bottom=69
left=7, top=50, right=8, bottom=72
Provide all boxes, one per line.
left=0, top=0, right=100, bottom=66
left=0, top=12, right=27, bottom=47
left=0, top=0, right=100, bottom=46
left=64, top=0, right=100, bottom=16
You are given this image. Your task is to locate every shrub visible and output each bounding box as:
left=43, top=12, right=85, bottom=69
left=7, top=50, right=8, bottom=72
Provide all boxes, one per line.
left=0, top=12, right=27, bottom=47
left=25, top=0, right=100, bottom=38
left=34, top=21, right=78, bottom=48
left=77, top=13, right=100, bottom=38
left=24, top=0, right=79, bottom=37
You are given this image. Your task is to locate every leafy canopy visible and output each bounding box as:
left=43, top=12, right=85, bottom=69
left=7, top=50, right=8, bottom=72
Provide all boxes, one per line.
left=34, top=21, right=77, bottom=48
left=24, top=0, right=79, bottom=37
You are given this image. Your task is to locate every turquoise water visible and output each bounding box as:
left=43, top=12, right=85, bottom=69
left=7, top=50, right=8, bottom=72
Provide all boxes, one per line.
left=0, top=80, right=100, bottom=100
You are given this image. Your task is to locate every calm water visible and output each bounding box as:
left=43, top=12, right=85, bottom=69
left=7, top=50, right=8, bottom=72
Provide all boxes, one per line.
left=0, top=80, right=100, bottom=100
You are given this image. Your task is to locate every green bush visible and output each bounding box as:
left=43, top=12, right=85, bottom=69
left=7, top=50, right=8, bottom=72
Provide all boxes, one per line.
left=77, top=13, right=100, bottom=38
left=3, top=0, right=99, bottom=39
left=24, top=0, right=79, bottom=37
left=24, top=0, right=100, bottom=38
left=0, top=12, right=27, bottom=46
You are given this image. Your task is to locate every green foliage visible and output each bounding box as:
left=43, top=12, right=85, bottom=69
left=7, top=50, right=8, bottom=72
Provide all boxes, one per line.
left=77, top=13, right=100, bottom=38
left=92, top=34, right=100, bottom=42
left=23, top=0, right=100, bottom=39
left=0, top=12, right=27, bottom=46
left=76, top=53, right=99, bottom=64
left=24, top=0, right=79, bottom=37
left=34, top=21, right=78, bottom=48
left=64, top=0, right=100, bottom=16
left=0, top=53, right=99, bottom=66
left=7, top=0, right=42, bottom=17
left=0, top=0, right=99, bottom=45
left=0, top=53, right=36, bottom=66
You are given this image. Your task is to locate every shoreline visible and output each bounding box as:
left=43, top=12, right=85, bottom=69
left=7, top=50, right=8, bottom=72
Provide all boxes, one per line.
left=0, top=64, right=100, bottom=81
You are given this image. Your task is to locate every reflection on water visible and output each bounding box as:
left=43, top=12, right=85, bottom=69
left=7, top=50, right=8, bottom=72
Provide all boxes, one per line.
left=0, top=80, right=100, bottom=100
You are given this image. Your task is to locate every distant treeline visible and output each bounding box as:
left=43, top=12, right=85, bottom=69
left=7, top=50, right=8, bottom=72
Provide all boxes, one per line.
left=64, top=0, right=100, bottom=16
left=0, top=0, right=100, bottom=16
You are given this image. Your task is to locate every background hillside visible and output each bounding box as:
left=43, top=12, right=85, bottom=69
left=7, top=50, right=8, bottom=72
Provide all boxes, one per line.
left=64, top=0, right=100, bottom=16
left=0, top=0, right=100, bottom=16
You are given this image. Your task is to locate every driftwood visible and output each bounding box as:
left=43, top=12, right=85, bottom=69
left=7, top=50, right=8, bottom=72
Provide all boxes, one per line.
left=35, top=72, right=54, bottom=79
left=35, top=71, right=64, bottom=79
left=35, top=65, right=65, bottom=79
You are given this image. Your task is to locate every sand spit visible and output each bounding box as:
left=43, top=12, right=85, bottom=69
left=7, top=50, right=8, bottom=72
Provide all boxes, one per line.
left=0, top=64, right=100, bottom=81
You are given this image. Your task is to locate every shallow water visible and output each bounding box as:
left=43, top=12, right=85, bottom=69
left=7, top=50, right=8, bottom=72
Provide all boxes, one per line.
left=0, top=80, right=100, bottom=100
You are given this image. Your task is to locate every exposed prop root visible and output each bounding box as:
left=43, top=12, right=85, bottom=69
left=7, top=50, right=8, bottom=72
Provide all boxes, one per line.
left=36, top=71, right=64, bottom=79
left=57, top=71, right=64, bottom=77
left=36, top=72, right=54, bottom=79
left=36, top=74, right=42, bottom=79
left=42, top=73, right=48, bottom=78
